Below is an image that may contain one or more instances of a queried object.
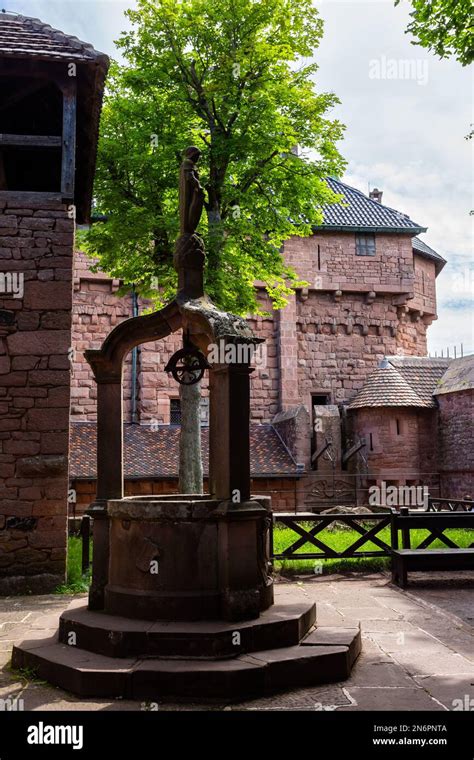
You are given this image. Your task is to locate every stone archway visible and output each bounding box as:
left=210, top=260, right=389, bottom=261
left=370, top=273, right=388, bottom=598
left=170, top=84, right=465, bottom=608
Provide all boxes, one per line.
left=84, top=291, right=267, bottom=615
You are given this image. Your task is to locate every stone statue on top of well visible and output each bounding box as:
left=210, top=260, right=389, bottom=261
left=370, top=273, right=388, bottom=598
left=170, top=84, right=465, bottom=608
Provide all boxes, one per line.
left=174, top=146, right=206, bottom=297
left=179, top=146, right=205, bottom=236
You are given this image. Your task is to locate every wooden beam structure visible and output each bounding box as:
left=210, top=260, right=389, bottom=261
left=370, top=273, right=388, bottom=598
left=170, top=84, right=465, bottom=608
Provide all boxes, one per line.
left=0, top=134, right=61, bottom=147
left=0, top=79, right=49, bottom=113
left=60, top=79, right=77, bottom=199
left=0, top=151, right=6, bottom=191
left=0, top=191, right=63, bottom=203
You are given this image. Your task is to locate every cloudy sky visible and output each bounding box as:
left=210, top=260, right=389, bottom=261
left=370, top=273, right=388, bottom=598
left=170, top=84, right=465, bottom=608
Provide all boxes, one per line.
left=7, top=0, right=473, bottom=355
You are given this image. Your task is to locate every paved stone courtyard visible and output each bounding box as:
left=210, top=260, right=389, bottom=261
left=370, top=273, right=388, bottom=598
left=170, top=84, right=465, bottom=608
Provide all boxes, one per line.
left=1, top=572, right=472, bottom=711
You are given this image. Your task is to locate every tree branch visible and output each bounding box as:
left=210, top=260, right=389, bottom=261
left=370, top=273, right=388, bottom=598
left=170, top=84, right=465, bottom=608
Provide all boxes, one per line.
left=237, top=150, right=280, bottom=194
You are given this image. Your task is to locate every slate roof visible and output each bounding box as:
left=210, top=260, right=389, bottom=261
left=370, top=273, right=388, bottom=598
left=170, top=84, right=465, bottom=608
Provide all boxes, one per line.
left=319, top=177, right=427, bottom=234
left=69, top=422, right=300, bottom=479
left=434, top=355, right=474, bottom=395
left=412, top=236, right=446, bottom=273
left=0, top=11, right=108, bottom=64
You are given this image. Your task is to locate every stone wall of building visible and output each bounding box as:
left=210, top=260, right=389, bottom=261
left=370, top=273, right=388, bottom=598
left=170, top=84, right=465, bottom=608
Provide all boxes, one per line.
left=72, top=475, right=298, bottom=512
left=72, top=256, right=134, bottom=421
left=437, top=389, right=474, bottom=498
left=395, top=310, right=430, bottom=356
left=412, top=253, right=437, bottom=316
left=348, top=406, right=439, bottom=488
left=295, top=291, right=429, bottom=409
left=0, top=198, right=74, bottom=593
left=284, top=232, right=415, bottom=292
left=417, top=408, right=441, bottom=490
left=72, top=230, right=433, bottom=427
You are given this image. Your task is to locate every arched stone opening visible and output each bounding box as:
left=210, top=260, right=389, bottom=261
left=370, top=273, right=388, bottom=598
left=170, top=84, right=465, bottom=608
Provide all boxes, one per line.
left=85, top=292, right=273, bottom=621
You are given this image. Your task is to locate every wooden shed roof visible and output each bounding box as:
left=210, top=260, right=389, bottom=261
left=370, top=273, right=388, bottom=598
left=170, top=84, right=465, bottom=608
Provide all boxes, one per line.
left=0, top=11, right=109, bottom=222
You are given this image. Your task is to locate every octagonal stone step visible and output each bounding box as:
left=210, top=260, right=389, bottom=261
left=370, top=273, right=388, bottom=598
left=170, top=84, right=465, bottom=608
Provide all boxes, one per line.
left=12, top=627, right=361, bottom=700
left=58, top=601, right=317, bottom=659
left=301, top=626, right=362, bottom=670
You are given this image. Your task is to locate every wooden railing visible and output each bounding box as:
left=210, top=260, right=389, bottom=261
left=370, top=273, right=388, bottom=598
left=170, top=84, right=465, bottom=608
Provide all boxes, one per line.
left=394, top=507, right=474, bottom=549
left=426, top=497, right=474, bottom=513
left=271, top=512, right=392, bottom=560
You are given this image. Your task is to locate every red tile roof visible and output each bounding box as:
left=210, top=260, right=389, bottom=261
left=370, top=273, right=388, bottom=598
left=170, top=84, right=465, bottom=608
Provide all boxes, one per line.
left=70, top=422, right=300, bottom=479
left=0, top=11, right=108, bottom=64
left=387, top=356, right=451, bottom=405
left=347, top=364, right=427, bottom=409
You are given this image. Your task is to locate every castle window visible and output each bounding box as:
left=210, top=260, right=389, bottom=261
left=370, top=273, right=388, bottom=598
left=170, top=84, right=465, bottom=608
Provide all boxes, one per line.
left=396, top=418, right=401, bottom=435
left=170, top=398, right=181, bottom=425
left=355, top=233, right=376, bottom=256
left=312, top=393, right=329, bottom=406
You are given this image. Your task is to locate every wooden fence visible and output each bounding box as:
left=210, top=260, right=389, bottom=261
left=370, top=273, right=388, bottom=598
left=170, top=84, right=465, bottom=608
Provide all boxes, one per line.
left=74, top=496, right=473, bottom=570
left=271, top=512, right=392, bottom=561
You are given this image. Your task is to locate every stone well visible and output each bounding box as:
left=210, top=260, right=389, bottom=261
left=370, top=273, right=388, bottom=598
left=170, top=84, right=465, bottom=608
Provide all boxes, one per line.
left=12, top=147, right=361, bottom=699
left=104, top=495, right=274, bottom=622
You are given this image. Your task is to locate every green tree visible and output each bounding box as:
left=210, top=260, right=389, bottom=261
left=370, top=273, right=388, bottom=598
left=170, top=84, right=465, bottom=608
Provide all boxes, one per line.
left=396, top=0, right=474, bottom=66
left=84, top=0, right=345, bottom=491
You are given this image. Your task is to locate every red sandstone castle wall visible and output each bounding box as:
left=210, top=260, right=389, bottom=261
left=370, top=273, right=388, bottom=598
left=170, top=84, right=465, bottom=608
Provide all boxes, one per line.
left=72, top=475, right=297, bottom=512
left=72, top=256, right=279, bottom=424
left=0, top=198, right=74, bottom=593
left=72, top=232, right=432, bottom=424
left=69, top=231, right=448, bottom=509
left=295, top=291, right=429, bottom=408
left=349, top=406, right=430, bottom=484
left=283, top=232, right=415, bottom=291
left=437, top=389, right=474, bottom=498
left=412, top=254, right=437, bottom=316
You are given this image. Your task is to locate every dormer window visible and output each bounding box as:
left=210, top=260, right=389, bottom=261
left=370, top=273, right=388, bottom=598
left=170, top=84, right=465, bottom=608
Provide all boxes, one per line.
left=355, top=233, right=376, bottom=256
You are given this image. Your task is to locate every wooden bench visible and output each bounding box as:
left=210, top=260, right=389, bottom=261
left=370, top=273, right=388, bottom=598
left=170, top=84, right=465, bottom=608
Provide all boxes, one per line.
left=390, top=508, right=474, bottom=588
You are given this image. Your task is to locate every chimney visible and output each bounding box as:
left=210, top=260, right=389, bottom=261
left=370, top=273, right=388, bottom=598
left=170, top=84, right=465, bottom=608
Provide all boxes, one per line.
left=369, top=187, right=383, bottom=203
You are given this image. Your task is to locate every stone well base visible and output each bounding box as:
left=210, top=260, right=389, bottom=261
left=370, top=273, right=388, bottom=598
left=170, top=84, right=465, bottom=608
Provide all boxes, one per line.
left=12, top=589, right=361, bottom=700
left=102, top=495, right=274, bottom=622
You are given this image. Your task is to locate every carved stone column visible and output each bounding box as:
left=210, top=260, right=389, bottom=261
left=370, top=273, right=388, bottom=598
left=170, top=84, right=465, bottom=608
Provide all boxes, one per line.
left=84, top=356, right=123, bottom=610
left=209, top=358, right=253, bottom=502
left=87, top=376, right=123, bottom=610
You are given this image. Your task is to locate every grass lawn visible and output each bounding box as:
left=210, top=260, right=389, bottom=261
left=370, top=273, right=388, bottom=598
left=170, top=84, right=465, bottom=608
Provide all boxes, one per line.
left=55, top=536, right=91, bottom=594
left=273, top=524, right=474, bottom=576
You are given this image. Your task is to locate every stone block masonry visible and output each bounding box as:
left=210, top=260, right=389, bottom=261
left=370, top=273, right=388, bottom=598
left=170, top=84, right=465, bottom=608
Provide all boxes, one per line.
left=437, top=389, right=474, bottom=498
left=0, top=198, right=74, bottom=594
left=72, top=235, right=432, bottom=429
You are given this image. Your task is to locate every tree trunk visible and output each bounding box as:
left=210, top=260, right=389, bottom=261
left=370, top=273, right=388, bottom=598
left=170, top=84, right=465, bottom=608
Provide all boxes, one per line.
left=206, top=198, right=224, bottom=273
left=177, top=195, right=222, bottom=496
left=179, top=379, right=203, bottom=494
